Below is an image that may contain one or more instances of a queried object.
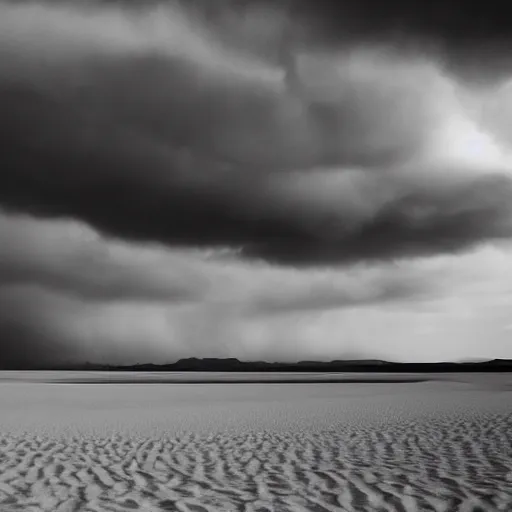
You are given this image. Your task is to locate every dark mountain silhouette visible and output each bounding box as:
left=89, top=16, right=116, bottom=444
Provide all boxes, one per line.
left=45, top=358, right=512, bottom=372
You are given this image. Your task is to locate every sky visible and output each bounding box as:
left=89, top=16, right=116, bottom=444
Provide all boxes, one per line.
left=1, top=0, right=512, bottom=367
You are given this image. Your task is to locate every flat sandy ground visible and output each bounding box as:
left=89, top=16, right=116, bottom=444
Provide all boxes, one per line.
left=0, top=373, right=511, bottom=511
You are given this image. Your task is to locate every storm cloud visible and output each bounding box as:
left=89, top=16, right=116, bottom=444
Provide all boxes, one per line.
left=1, top=0, right=512, bottom=367
left=1, top=1, right=512, bottom=265
left=0, top=212, right=436, bottom=367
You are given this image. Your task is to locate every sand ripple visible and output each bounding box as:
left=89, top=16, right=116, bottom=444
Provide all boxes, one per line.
left=0, top=378, right=511, bottom=511
left=0, top=412, right=511, bottom=510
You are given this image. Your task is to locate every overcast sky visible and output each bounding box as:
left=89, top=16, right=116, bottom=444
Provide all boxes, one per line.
left=1, top=0, right=512, bottom=367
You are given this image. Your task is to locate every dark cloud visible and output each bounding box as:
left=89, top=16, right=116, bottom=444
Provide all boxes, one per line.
left=0, top=287, right=74, bottom=369
left=0, top=212, right=205, bottom=368
left=245, top=173, right=512, bottom=265
left=292, top=0, right=512, bottom=41
left=0, top=278, right=193, bottom=369
left=0, top=213, right=205, bottom=302
left=0, top=214, right=432, bottom=368
left=0, top=317, right=56, bottom=369
left=1, top=1, right=512, bottom=368
left=31, top=0, right=512, bottom=44
left=0, top=0, right=511, bottom=268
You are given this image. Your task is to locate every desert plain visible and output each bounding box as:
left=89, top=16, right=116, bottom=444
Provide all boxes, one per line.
left=0, top=372, right=511, bottom=511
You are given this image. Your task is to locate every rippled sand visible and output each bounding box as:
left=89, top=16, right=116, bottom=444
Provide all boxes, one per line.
left=0, top=373, right=511, bottom=511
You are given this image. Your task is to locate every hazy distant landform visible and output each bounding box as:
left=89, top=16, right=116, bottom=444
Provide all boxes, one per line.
left=0, top=375, right=511, bottom=511
left=42, top=356, right=512, bottom=372
left=8, top=357, right=511, bottom=385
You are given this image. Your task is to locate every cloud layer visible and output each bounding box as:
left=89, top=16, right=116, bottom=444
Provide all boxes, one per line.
left=1, top=210, right=511, bottom=367
left=1, top=0, right=512, bottom=366
left=0, top=211, right=438, bottom=367
left=1, top=1, right=512, bottom=266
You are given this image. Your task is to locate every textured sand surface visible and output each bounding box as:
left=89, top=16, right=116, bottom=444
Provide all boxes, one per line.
left=0, top=373, right=511, bottom=511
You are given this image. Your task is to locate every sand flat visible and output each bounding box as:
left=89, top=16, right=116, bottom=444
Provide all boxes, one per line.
left=0, top=371, right=435, bottom=383
left=0, top=373, right=511, bottom=511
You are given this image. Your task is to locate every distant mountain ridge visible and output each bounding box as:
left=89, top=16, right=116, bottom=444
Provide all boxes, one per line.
left=47, top=357, right=512, bottom=372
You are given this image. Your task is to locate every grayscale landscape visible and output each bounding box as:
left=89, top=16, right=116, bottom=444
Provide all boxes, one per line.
left=2, top=0, right=512, bottom=510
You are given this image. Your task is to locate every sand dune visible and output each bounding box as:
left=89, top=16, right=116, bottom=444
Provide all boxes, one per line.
left=0, top=375, right=511, bottom=511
